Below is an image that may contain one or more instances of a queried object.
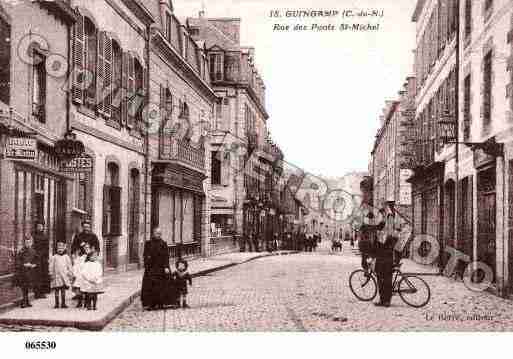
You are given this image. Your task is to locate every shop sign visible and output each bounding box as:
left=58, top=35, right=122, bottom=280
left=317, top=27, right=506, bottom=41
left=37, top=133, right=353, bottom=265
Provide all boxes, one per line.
left=473, top=147, right=495, bottom=169
left=60, top=153, right=93, bottom=173
left=399, top=169, right=413, bottom=205
left=4, top=137, right=37, bottom=160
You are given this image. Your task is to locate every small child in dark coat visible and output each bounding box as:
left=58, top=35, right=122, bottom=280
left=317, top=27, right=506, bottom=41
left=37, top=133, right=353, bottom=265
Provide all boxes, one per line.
left=14, top=236, right=39, bottom=308
left=174, top=259, right=192, bottom=309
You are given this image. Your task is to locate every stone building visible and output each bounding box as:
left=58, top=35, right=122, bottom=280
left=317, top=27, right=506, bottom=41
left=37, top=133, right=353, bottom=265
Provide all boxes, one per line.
left=144, top=1, right=216, bottom=259
left=68, top=0, right=154, bottom=272
left=0, top=0, right=77, bottom=305
left=409, top=0, right=459, bottom=270
left=187, top=14, right=283, bottom=251
left=448, top=0, right=513, bottom=296
left=371, top=78, right=416, bottom=220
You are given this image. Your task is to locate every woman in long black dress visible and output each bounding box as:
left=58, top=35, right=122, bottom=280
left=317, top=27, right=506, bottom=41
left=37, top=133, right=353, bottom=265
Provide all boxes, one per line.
left=141, top=228, right=175, bottom=310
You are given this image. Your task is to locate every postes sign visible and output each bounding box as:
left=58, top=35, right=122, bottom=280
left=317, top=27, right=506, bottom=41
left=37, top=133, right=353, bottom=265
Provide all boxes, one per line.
left=60, top=153, right=93, bottom=173
left=4, top=137, right=37, bottom=160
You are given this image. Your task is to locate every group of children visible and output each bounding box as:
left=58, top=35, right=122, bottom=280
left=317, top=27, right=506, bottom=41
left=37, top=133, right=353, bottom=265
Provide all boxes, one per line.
left=16, top=237, right=104, bottom=310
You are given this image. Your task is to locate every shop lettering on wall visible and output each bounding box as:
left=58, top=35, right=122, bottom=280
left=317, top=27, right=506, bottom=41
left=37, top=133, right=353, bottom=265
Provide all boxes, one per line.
left=165, top=170, right=202, bottom=192
left=4, top=137, right=37, bottom=160
left=60, top=153, right=93, bottom=173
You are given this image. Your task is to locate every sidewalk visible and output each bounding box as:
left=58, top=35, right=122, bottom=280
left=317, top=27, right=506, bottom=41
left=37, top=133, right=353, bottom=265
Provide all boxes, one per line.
left=0, top=251, right=296, bottom=331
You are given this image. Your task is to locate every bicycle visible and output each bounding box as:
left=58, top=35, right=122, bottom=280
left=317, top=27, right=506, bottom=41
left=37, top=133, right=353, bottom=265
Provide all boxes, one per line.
left=348, top=260, right=431, bottom=308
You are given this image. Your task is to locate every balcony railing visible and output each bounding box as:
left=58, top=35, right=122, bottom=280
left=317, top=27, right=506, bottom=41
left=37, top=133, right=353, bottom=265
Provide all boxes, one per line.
left=160, top=137, right=205, bottom=172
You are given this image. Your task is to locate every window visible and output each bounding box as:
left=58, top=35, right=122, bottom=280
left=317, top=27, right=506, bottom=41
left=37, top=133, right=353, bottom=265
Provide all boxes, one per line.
left=465, top=0, right=472, bottom=39
left=84, top=17, right=97, bottom=109
left=76, top=172, right=88, bottom=211
left=463, top=74, right=471, bottom=141
left=111, top=41, right=122, bottom=124
left=483, top=51, right=492, bottom=127
left=32, top=51, right=46, bottom=123
left=189, top=28, right=199, bottom=37
left=0, top=15, right=10, bottom=105
left=103, top=162, right=121, bottom=236
left=209, top=53, right=223, bottom=81
left=211, top=151, right=221, bottom=185
left=166, top=13, right=172, bottom=42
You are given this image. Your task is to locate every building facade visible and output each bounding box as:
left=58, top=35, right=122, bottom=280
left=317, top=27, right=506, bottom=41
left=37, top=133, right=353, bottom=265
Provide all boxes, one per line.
left=187, top=14, right=284, bottom=252
left=409, top=0, right=459, bottom=271
left=145, top=1, right=216, bottom=259
left=372, top=78, right=416, bottom=220
left=0, top=0, right=77, bottom=305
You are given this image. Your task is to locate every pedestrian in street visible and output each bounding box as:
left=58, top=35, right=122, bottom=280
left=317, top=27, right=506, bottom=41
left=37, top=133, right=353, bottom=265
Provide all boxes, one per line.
left=13, top=235, right=39, bottom=308
left=81, top=244, right=104, bottom=311
left=174, top=259, right=192, bottom=309
left=141, top=227, right=171, bottom=311
left=33, top=221, right=50, bottom=298
left=374, top=201, right=400, bottom=308
left=71, top=220, right=100, bottom=257
left=72, top=242, right=87, bottom=307
left=49, top=240, right=73, bottom=309
left=358, top=211, right=379, bottom=273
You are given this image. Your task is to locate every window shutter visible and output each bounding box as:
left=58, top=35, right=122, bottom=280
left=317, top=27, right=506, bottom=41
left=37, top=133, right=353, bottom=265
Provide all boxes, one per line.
left=96, top=31, right=105, bottom=115
left=110, top=186, right=122, bottom=235
left=72, top=14, right=85, bottom=104
left=102, top=185, right=110, bottom=236
left=159, top=84, right=165, bottom=129
left=127, top=53, right=135, bottom=128
left=103, top=34, right=113, bottom=118
left=121, top=51, right=129, bottom=126
left=138, top=67, right=148, bottom=132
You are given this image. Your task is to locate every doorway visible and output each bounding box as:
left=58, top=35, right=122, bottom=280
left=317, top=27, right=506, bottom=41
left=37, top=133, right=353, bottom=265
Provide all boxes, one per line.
left=477, top=166, right=496, bottom=283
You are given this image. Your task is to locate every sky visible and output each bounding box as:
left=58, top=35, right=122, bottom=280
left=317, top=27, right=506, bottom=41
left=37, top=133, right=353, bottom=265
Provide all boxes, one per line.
left=176, top=0, right=417, bottom=177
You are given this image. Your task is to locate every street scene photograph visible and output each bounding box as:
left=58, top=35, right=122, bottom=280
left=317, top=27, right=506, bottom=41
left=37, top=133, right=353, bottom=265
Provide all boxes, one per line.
left=2, top=0, right=513, bottom=342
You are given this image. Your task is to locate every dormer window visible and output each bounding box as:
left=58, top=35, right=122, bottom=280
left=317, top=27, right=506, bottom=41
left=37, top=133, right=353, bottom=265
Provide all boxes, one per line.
left=209, top=53, right=223, bottom=81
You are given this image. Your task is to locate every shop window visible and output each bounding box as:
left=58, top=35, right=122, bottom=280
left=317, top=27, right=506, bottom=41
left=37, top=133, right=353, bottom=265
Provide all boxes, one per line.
left=103, top=162, right=121, bottom=236
left=0, top=14, right=10, bottom=105
left=211, top=214, right=233, bottom=236
left=211, top=151, right=221, bottom=185
left=32, top=51, right=46, bottom=123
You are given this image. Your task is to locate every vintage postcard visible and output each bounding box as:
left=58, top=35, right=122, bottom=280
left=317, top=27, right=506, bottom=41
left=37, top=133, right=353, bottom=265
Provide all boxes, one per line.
left=0, top=0, right=512, bottom=350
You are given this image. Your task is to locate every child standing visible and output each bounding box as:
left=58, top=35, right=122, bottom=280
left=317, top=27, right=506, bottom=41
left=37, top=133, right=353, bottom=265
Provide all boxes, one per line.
left=72, top=242, right=86, bottom=308
left=49, top=241, right=73, bottom=308
left=81, top=246, right=104, bottom=311
left=14, top=236, right=39, bottom=308
left=174, top=259, right=192, bottom=309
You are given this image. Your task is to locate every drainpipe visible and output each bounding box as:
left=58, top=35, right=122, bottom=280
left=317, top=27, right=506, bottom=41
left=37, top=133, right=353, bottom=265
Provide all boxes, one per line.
left=144, top=25, right=151, bottom=251
left=454, top=0, right=461, bottom=263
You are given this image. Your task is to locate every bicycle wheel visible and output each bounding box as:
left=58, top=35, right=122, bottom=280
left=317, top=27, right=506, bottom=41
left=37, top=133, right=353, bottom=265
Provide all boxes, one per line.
left=349, top=269, right=377, bottom=301
left=398, top=275, right=431, bottom=308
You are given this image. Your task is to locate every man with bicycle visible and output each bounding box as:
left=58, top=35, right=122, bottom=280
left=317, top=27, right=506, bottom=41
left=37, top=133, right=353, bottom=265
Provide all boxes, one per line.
left=374, top=198, right=402, bottom=308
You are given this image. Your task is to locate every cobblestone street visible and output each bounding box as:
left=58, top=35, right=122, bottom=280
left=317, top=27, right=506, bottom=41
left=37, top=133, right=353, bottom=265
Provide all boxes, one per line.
left=104, top=242, right=513, bottom=331
left=3, top=242, right=513, bottom=332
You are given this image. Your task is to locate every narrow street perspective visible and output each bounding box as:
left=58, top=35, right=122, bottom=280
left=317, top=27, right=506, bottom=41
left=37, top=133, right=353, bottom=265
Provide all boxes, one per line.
left=2, top=0, right=513, bottom=338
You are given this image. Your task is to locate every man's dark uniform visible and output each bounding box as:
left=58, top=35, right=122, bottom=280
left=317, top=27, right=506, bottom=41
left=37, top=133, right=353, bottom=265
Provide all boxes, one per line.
left=374, top=210, right=399, bottom=306
left=71, top=231, right=100, bottom=254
